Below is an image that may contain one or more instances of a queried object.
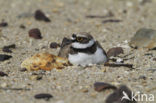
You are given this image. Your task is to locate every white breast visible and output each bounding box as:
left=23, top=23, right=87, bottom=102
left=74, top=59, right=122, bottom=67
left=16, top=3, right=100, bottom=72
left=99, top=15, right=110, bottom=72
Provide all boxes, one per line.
left=68, top=47, right=107, bottom=66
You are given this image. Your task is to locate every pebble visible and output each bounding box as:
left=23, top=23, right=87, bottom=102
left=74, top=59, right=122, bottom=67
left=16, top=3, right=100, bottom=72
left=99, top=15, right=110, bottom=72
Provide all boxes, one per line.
left=153, top=58, right=156, bottom=61
left=0, top=54, right=12, bottom=61
left=105, top=85, right=136, bottom=103
left=0, top=22, right=8, bottom=27
left=107, top=47, right=124, bottom=57
left=2, top=44, right=16, bottom=53
left=29, top=28, right=42, bottom=39
left=34, top=93, right=53, bottom=101
left=129, top=28, right=156, bottom=49
left=30, top=75, right=42, bottom=80
left=19, top=24, right=26, bottom=29
left=20, top=68, right=27, bottom=72
left=34, top=10, right=51, bottom=22
left=50, top=42, right=60, bottom=49
left=94, top=82, right=117, bottom=92
left=0, top=71, right=8, bottom=77
left=138, top=75, right=147, bottom=80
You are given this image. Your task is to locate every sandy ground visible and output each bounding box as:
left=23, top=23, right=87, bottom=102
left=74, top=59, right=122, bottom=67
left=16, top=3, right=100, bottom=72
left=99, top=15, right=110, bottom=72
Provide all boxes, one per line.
left=0, top=0, right=156, bottom=103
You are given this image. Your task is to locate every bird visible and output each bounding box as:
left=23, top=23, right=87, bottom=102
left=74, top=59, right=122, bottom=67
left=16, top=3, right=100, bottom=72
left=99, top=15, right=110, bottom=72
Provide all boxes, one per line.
left=58, top=32, right=108, bottom=66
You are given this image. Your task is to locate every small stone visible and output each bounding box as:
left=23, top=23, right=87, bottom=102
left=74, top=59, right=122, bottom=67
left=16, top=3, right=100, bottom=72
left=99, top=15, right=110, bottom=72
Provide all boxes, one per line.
left=0, top=22, right=8, bottom=27
left=34, top=10, right=51, bottom=22
left=0, top=71, right=8, bottom=77
left=50, top=42, right=60, bottom=49
left=19, top=24, right=26, bottom=29
left=94, top=82, right=117, bottom=92
left=129, top=28, right=156, bottom=49
left=30, top=75, right=42, bottom=80
left=20, top=68, right=27, bottom=72
left=138, top=75, right=146, bottom=80
left=107, top=47, right=124, bottom=57
left=29, top=28, right=42, bottom=39
left=0, top=54, right=12, bottom=61
left=34, top=93, right=53, bottom=101
left=105, top=85, right=136, bottom=103
left=153, top=58, right=156, bottom=61
left=2, top=44, right=16, bottom=53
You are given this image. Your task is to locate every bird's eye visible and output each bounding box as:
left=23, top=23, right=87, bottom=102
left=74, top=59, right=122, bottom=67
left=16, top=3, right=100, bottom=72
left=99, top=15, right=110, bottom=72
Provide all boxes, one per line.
left=77, top=37, right=83, bottom=42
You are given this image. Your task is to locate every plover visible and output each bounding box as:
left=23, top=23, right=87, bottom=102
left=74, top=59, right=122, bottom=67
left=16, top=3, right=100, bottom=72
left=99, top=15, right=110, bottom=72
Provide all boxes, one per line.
left=58, top=32, right=108, bottom=66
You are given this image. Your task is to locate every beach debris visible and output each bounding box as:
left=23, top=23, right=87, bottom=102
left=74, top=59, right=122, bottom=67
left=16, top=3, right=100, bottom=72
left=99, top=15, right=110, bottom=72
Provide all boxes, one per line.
left=0, top=22, right=8, bottom=27
left=105, top=85, right=136, bottom=103
left=86, top=11, right=114, bottom=18
left=21, top=52, right=70, bottom=71
left=104, top=63, right=133, bottom=69
left=107, top=47, right=124, bottom=57
left=29, top=28, right=42, bottom=39
left=34, top=10, right=51, bottom=22
left=0, top=71, right=8, bottom=77
left=50, top=42, right=60, bottom=49
left=138, top=75, right=146, bottom=80
left=2, top=44, right=16, bottom=53
left=0, top=54, right=12, bottom=61
left=129, top=28, right=156, bottom=49
left=102, top=19, right=121, bottom=23
left=20, top=68, right=27, bottom=72
left=34, top=93, right=53, bottom=101
left=30, top=75, right=42, bottom=80
left=94, top=82, right=117, bottom=92
left=19, top=24, right=26, bottom=29
left=0, top=87, right=30, bottom=91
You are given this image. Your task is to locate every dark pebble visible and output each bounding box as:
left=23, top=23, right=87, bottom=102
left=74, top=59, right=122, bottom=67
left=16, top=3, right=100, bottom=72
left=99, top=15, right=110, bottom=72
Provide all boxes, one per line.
left=34, top=93, right=53, bottom=101
left=50, top=42, right=60, bottom=49
left=34, top=10, right=51, bottom=22
left=107, top=47, right=124, bottom=57
left=0, top=71, right=8, bottom=77
left=29, top=28, right=42, bottom=39
left=138, top=75, right=146, bottom=80
left=0, top=54, right=12, bottom=61
left=36, top=75, right=42, bottom=80
left=19, top=24, right=26, bottom=29
left=102, top=19, right=121, bottom=23
left=153, top=58, right=156, bottom=61
left=20, top=68, right=27, bottom=72
left=94, top=82, right=117, bottom=92
left=2, top=44, right=16, bottom=53
left=106, top=85, right=137, bottom=103
left=0, top=22, right=8, bottom=27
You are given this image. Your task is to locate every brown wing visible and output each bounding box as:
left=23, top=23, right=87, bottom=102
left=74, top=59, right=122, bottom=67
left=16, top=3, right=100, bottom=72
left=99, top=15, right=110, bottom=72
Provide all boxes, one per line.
left=58, top=37, right=72, bottom=58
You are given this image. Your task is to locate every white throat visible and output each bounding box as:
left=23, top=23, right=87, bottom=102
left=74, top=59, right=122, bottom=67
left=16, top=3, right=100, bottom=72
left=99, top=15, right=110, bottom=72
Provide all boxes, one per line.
left=71, top=39, right=95, bottom=49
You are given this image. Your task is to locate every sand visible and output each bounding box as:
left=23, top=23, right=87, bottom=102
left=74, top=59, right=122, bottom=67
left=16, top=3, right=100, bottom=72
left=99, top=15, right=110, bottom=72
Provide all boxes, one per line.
left=0, top=0, right=156, bottom=103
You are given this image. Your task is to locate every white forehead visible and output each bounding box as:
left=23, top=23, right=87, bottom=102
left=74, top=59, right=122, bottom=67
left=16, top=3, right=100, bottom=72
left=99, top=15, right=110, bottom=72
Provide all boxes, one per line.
left=71, top=33, right=88, bottom=40
left=76, top=34, right=88, bottom=38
